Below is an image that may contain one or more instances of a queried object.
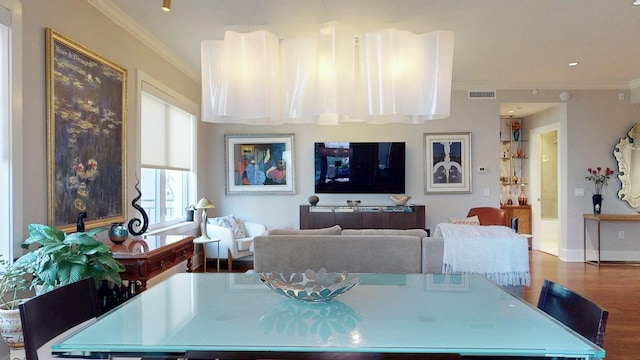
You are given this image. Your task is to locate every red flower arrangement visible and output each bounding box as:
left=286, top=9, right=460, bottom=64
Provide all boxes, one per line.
left=585, top=167, right=615, bottom=194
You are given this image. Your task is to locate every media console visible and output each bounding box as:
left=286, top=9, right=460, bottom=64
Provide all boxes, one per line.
left=300, top=205, right=425, bottom=230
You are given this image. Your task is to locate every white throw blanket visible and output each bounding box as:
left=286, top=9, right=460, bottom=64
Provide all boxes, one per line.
left=434, top=223, right=531, bottom=287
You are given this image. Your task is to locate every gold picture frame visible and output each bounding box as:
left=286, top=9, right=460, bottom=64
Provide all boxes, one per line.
left=46, top=29, right=128, bottom=232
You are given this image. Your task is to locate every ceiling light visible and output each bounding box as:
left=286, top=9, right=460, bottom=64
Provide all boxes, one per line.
left=201, top=25, right=455, bottom=124
left=633, top=0, right=640, bottom=5
left=162, top=0, right=171, bottom=11
left=568, top=62, right=579, bottom=67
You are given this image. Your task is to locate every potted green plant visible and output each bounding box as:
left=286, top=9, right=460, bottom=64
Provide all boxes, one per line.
left=14, top=224, right=125, bottom=294
left=0, top=256, right=30, bottom=348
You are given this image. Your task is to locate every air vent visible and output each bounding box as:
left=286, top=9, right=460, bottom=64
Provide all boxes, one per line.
left=468, top=90, right=497, bottom=99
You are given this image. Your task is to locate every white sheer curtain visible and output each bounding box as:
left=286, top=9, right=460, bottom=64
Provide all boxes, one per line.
left=201, top=24, right=454, bottom=125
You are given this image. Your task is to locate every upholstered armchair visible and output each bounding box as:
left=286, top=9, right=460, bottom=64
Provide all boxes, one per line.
left=466, top=207, right=508, bottom=226
left=204, top=216, right=267, bottom=271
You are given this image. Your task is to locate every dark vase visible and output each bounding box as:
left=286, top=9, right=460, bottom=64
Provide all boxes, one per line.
left=513, top=129, right=520, bottom=141
left=109, top=222, right=129, bottom=244
left=592, top=194, right=602, bottom=215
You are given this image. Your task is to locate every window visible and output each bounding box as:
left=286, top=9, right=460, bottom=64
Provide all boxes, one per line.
left=139, top=76, right=196, bottom=230
left=0, top=4, right=11, bottom=261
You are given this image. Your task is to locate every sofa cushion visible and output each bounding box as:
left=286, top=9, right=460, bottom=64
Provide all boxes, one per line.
left=236, top=237, right=254, bottom=252
left=266, top=225, right=342, bottom=236
left=209, top=215, right=246, bottom=238
left=341, top=228, right=428, bottom=238
left=449, top=215, right=480, bottom=226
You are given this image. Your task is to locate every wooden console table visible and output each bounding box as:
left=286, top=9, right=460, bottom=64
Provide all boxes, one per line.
left=109, top=235, right=194, bottom=292
left=300, top=205, right=425, bottom=230
left=583, top=214, right=640, bottom=265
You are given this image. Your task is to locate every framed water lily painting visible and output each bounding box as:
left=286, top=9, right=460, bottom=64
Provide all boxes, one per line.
left=225, top=134, right=296, bottom=195
left=46, top=28, right=128, bottom=232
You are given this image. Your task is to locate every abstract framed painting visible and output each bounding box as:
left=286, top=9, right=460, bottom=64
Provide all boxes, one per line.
left=46, top=28, right=127, bottom=232
left=424, top=132, right=471, bottom=194
left=225, top=134, right=296, bottom=195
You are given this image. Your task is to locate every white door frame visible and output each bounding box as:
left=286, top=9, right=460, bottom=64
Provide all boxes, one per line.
left=530, top=122, right=562, bottom=254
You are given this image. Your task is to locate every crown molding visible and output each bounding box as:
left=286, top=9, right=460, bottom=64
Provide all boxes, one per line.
left=87, top=0, right=199, bottom=84
left=629, top=77, right=640, bottom=90
left=452, top=81, right=630, bottom=91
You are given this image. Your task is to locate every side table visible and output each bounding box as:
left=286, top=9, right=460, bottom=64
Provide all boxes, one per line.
left=193, top=237, right=221, bottom=272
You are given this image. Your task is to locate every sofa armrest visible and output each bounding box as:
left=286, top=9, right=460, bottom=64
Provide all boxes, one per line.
left=422, top=237, right=445, bottom=274
left=243, top=221, right=267, bottom=237
left=204, top=224, right=236, bottom=258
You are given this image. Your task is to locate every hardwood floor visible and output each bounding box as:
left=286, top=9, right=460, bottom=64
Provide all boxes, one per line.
left=523, top=251, right=640, bottom=359
left=205, top=251, right=640, bottom=359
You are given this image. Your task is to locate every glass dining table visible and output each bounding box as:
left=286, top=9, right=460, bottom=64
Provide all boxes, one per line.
left=52, top=272, right=605, bottom=359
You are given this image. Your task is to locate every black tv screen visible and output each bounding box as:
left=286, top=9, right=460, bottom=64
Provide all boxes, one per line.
left=314, top=142, right=406, bottom=194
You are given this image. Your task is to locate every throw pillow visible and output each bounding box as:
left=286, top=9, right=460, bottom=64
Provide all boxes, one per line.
left=449, top=215, right=481, bottom=226
left=209, top=215, right=246, bottom=238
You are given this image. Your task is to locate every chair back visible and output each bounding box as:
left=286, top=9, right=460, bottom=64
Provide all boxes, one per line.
left=537, top=279, right=608, bottom=347
left=19, top=277, right=102, bottom=360
left=467, top=207, right=508, bottom=226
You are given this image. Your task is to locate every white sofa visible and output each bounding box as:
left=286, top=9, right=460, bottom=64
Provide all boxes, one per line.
left=205, top=217, right=267, bottom=272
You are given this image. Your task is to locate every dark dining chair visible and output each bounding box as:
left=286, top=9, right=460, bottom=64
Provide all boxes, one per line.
left=19, top=277, right=103, bottom=360
left=537, top=279, right=609, bottom=347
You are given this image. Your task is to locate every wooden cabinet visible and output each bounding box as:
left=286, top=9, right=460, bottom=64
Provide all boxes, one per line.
left=300, top=205, right=426, bottom=230
left=502, top=205, right=532, bottom=248
left=110, top=235, right=194, bottom=292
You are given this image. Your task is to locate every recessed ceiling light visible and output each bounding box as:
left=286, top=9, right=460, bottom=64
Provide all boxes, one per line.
left=508, top=110, right=515, bottom=114
left=569, top=62, right=579, bottom=67
left=633, top=0, right=640, bottom=6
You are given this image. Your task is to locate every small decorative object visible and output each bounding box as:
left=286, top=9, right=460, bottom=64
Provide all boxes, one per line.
left=592, top=194, right=602, bottom=215
left=512, top=120, right=522, bottom=141
left=258, top=269, right=360, bottom=302
left=512, top=170, right=518, bottom=184
left=128, top=175, right=149, bottom=236
left=518, top=184, right=528, bottom=205
left=109, top=223, right=128, bottom=244
left=76, top=211, right=86, bottom=232
left=390, top=195, right=411, bottom=206
left=185, top=205, right=196, bottom=221
left=308, top=195, right=320, bottom=206
left=585, top=166, right=614, bottom=214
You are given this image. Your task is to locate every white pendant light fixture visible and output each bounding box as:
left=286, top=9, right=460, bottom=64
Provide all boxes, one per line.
left=359, top=29, right=455, bottom=123
left=201, top=26, right=454, bottom=125
left=201, top=30, right=281, bottom=123
left=282, top=22, right=358, bottom=124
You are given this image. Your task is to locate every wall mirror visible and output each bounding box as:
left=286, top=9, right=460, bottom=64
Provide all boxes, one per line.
left=614, top=123, right=640, bottom=211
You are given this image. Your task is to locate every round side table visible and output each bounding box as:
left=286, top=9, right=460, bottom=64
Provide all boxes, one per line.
left=193, top=237, right=221, bottom=272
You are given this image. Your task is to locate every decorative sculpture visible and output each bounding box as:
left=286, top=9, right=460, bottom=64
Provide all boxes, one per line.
left=128, top=175, right=149, bottom=236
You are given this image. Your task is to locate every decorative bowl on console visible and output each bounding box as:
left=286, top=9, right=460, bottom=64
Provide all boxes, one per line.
left=258, top=268, right=360, bottom=302
left=390, top=195, right=411, bottom=206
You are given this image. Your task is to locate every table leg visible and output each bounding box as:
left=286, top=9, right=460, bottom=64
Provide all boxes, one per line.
left=203, top=243, right=207, bottom=273
left=217, top=241, right=220, bottom=272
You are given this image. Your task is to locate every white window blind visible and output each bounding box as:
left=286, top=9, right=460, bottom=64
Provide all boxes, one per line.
left=141, top=82, right=194, bottom=171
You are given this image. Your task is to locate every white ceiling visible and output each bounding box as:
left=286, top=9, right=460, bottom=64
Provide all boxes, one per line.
left=98, top=0, right=640, bottom=116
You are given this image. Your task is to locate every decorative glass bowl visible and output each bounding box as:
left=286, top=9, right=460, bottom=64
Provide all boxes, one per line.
left=390, top=195, right=411, bottom=206
left=257, top=269, right=360, bottom=302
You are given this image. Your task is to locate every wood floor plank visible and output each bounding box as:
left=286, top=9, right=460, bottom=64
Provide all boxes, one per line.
left=524, top=251, right=640, bottom=359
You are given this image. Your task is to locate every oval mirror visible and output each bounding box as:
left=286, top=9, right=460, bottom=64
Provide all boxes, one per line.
left=614, top=123, right=640, bottom=211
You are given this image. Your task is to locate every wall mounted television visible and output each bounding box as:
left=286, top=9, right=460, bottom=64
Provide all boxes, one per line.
left=314, top=142, right=406, bottom=194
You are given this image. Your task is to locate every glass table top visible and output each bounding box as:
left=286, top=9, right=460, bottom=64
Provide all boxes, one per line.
left=53, top=273, right=605, bottom=359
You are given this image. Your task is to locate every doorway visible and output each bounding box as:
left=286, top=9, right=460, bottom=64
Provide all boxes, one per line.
left=530, top=123, right=561, bottom=255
